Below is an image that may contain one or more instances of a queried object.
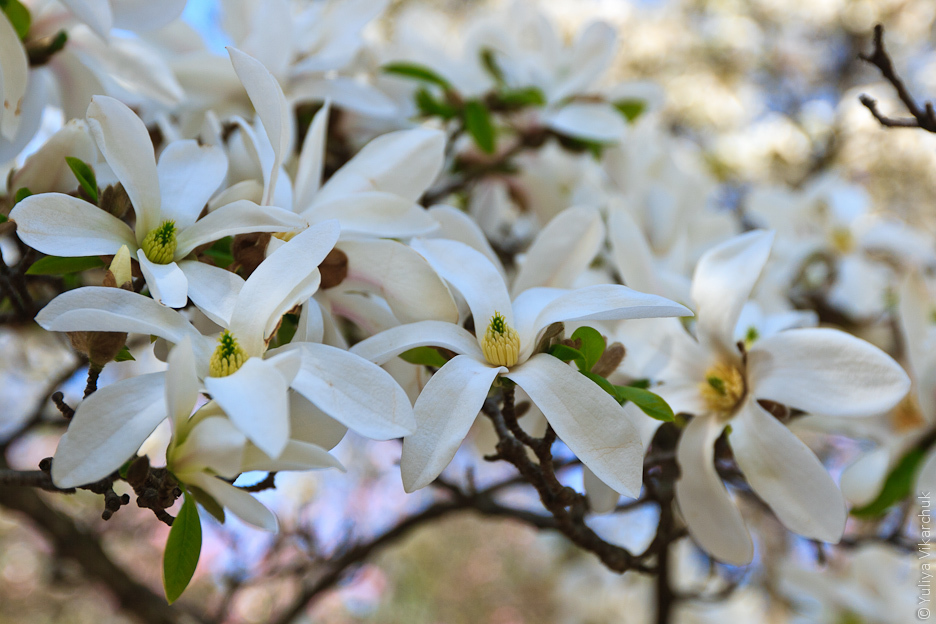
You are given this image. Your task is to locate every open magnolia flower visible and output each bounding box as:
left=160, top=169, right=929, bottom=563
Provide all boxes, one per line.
left=37, top=220, right=416, bottom=481
left=658, top=230, right=910, bottom=565
left=11, top=95, right=305, bottom=310
left=351, top=238, right=691, bottom=493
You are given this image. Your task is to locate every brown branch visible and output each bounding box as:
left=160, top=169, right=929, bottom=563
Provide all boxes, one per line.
left=858, top=24, right=936, bottom=132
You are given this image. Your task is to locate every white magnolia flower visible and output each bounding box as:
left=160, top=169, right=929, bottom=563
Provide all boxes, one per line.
left=351, top=238, right=691, bottom=493
left=11, top=95, right=305, bottom=310
left=37, top=220, right=416, bottom=474
left=658, top=230, right=910, bottom=565
left=58, top=0, right=188, bottom=37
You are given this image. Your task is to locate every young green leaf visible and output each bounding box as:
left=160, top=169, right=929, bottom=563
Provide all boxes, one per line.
left=415, top=88, right=457, bottom=120
left=463, top=100, right=496, bottom=154
left=549, top=343, right=587, bottom=372
left=188, top=486, right=225, bottom=524
left=163, top=491, right=202, bottom=604
left=0, top=0, right=31, bottom=39
left=399, top=346, right=449, bottom=369
left=582, top=371, right=618, bottom=399
left=571, top=326, right=605, bottom=373
left=65, top=157, right=98, bottom=204
left=13, top=187, right=32, bottom=205
left=382, top=62, right=452, bottom=91
left=615, top=385, right=675, bottom=422
left=480, top=48, right=505, bottom=85
left=613, top=99, right=647, bottom=123
left=201, top=236, right=234, bottom=269
left=26, top=255, right=105, bottom=275
left=114, top=345, right=135, bottom=362
left=496, top=86, right=546, bottom=109
left=851, top=446, right=927, bottom=518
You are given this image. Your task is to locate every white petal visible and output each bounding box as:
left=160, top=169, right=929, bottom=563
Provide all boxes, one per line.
left=58, top=0, right=112, bottom=38
left=584, top=467, right=620, bottom=514
left=317, top=128, right=445, bottom=203
left=242, top=440, right=345, bottom=472
left=228, top=47, right=290, bottom=206
left=11, top=119, right=97, bottom=195
left=156, top=140, right=228, bottom=229
left=512, top=206, right=604, bottom=297
left=137, top=251, right=189, bottom=308
left=36, top=287, right=203, bottom=347
left=544, top=102, right=626, bottom=143
left=674, top=414, right=753, bottom=565
left=230, top=220, right=340, bottom=354
left=172, top=416, right=245, bottom=478
left=205, top=357, right=292, bottom=458
left=179, top=260, right=245, bottom=328
left=306, top=193, right=437, bottom=238
left=0, top=11, right=29, bottom=141
left=840, top=446, right=892, bottom=507
left=337, top=239, right=458, bottom=324
left=0, top=67, right=47, bottom=163
left=410, top=237, right=513, bottom=332
left=293, top=101, right=330, bottom=210
left=174, top=200, right=305, bottom=259
left=52, top=373, right=167, bottom=488
left=286, top=342, right=416, bottom=439
left=916, top=448, right=936, bottom=496
left=691, top=230, right=774, bottom=358
left=185, top=472, right=278, bottom=531
left=506, top=354, right=643, bottom=497
left=608, top=209, right=663, bottom=296
left=748, top=328, right=911, bottom=418
left=731, top=399, right=847, bottom=543
left=427, top=205, right=505, bottom=278
left=402, top=355, right=503, bottom=492
left=292, top=77, right=398, bottom=118
left=87, top=96, right=161, bottom=242
left=295, top=299, right=325, bottom=344
left=10, top=193, right=137, bottom=256
left=288, top=391, right=347, bottom=450
left=110, top=0, right=188, bottom=32
left=350, top=320, right=484, bottom=365
left=166, top=337, right=199, bottom=434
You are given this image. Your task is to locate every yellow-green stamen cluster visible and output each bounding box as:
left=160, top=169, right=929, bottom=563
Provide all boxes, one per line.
left=481, top=311, right=520, bottom=367
left=140, top=220, right=177, bottom=264
left=209, top=331, right=249, bottom=377
left=699, top=361, right=746, bottom=418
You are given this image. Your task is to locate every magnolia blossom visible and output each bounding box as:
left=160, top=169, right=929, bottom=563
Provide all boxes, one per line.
left=11, top=95, right=305, bottom=310
left=351, top=238, right=690, bottom=493
left=658, top=230, right=910, bottom=565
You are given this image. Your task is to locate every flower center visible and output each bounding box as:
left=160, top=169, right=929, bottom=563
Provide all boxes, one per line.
left=141, top=220, right=177, bottom=264
left=481, top=312, right=520, bottom=367
left=700, top=361, right=746, bottom=418
left=891, top=393, right=926, bottom=433
left=209, top=331, right=249, bottom=377
left=273, top=231, right=298, bottom=242
left=829, top=227, right=854, bottom=254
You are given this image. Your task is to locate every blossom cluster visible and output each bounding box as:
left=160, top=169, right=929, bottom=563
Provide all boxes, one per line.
left=0, top=0, right=930, bottom=618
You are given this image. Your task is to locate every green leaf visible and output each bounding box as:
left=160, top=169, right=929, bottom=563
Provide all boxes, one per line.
left=851, top=446, right=927, bottom=518
left=614, top=385, right=675, bottom=422
left=13, top=187, right=31, bottom=205
left=415, top=88, right=457, bottom=120
left=549, top=343, right=587, bottom=372
left=613, top=99, right=647, bottom=123
left=188, top=486, right=225, bottom=524
left=26, top=255, right=105, bottom=275
left=114, top=345, right=135, bottom=362
left=272, top=313, right=298, bottom=348
left=0, top=214, right=6, bottom=223
left=463, top=99, right=496, bottom=154
left=201, top=236, right=233, bottom=269
left=163, top=491, right=202, bottom=605
left=399, top=346, right=449, bottom=369
left=382, top=62, right=452, bottom=91
left=496, top=86, right=546, bottom=109
left=65, top=157, right=98, bottom=204
left=0, top=0, right=31, bottom=39
left=480, top=48, right=505, bottom=85
left=582, top=371, right=618, bottom=399
left=571, top=326, right=605, bottom=373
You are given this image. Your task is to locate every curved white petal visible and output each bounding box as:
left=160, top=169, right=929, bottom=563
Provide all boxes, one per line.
left=511, top=206, right=604, bottom=297
left=401, top=355, right=503, bottom=492
left=205, top=357, right=292, bottom=458
left=174, top=200, right=305, bottom=259
left=185, top=472, right=278, bottom=531
left=137, top=251, right=189, bottom=308
left=306, top=192, right=437, bottom=238
left=228, top=47, right=290, bottom=206
left=292, top=77, right=398, bottom=118
left=427, top=205, right=505, bottom=278
left=52, top=373, right=167, bottom=488
left=179, top=260, right=245, bottom=328
left=10, top=193, right=137, bottom=256
left=731, top=399, right=847, bottom=543
left=230, top=220, right=340, bottom=354
left=87, top=96, right=161, bottom=242
left=11, top=120, right=97, bottom=195
left=293, top=101, right=330, bottom=210
left=915, top=448, right=936, bottom=496
left=58, top=0, right=112, bottom=38
left=317, top=128, right=445, bottom=203
left=748, top=328, right=911, bottom=418
left=287, top=342, right=416, bottom=439
left=166, top=337, right=199, bottom=434
left=172, top=416, right=245, bottom=478
left=350, top=320, right=483, bottom=365
left=111, top=0, right=188, bottom=32
left=242, top=440, right=345, bottom=473
left=410, top=237, right=513, bottom=332
left=507, top=354, right=643, bottom=497
left=608, top=209, right=663, bottom=296
left=288, top=391, right=347, bottom=450
left=674, top=414, right=753, bottom=565
left=0, top=11, right=29, bottom=141
left=584, top=466, right=620, bottom=514
left=337, top=239, right=458, bottom=324
left=691, top=230, right=774, bottom=358
left=841, top=446, right=893, bottom=507
left=544, top=102, right=626, bottom=143
left=157, top=140, right=228, bottom=229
